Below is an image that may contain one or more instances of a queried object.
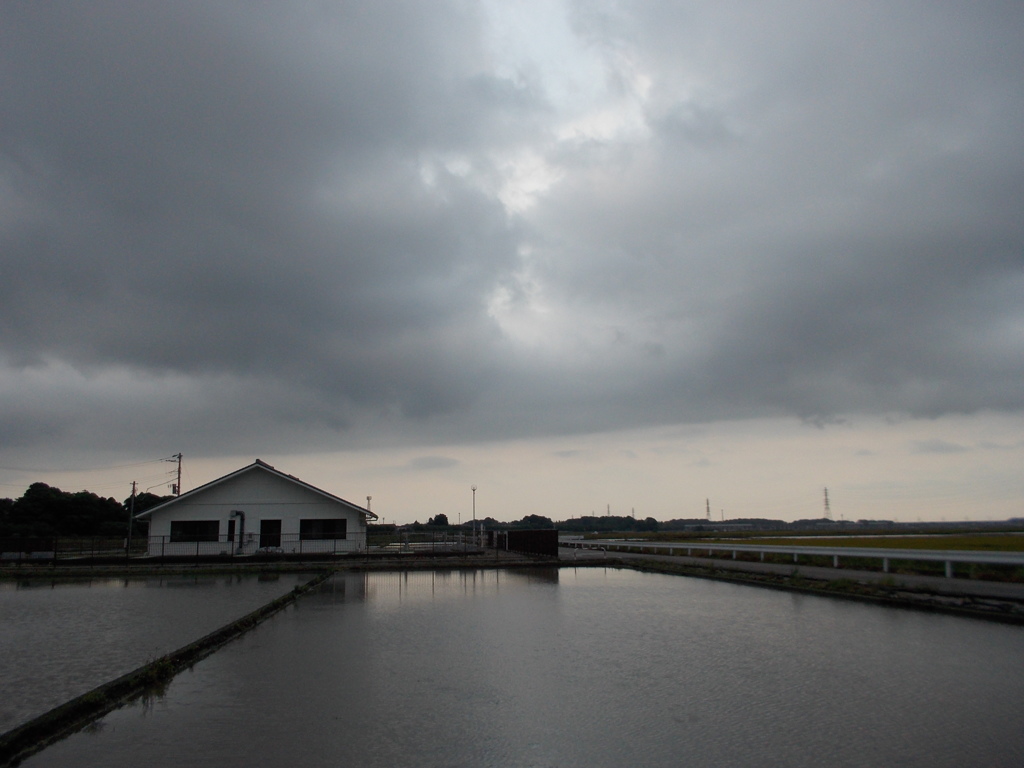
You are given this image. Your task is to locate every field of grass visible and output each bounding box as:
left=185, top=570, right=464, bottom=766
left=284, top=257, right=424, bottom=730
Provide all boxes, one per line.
left=584, top=528, right=1024, bottom=552
left=694, top=534, right=1024, bottom=552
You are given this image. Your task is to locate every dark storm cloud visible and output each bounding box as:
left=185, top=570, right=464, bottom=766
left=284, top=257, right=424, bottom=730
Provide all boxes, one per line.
left=1, top=1, right=1022, bottom=463
left=0, top=1, right=537, bottom=455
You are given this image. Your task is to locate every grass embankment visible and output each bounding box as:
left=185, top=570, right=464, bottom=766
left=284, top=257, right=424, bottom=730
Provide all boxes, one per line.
left=619, top=560, right=1024, bottom=625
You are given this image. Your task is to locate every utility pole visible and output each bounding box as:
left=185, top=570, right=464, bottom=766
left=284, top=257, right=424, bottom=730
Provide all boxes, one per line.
left=167, top=453, right=183, bottom=495
left=126, top=481, right=137, bottom=556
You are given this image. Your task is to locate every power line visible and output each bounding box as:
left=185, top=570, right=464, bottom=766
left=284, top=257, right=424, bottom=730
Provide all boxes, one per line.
left=0, top=456, right=177, bottom=475
left=0, top=455, right=183, bottom=497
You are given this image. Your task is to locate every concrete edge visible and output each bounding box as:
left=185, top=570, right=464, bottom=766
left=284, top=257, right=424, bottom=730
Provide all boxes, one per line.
left=0, top=571, right=332, bottom=767
left=590, top=558, right=1024, bottom=625
left=0, top=553, right=544, bottom=581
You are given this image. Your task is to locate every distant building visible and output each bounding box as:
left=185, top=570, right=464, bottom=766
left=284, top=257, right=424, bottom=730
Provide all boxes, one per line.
left=136, top=459, right=376, bottom=556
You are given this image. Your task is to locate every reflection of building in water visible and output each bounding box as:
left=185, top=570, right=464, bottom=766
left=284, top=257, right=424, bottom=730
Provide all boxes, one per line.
left=303, top=571, right=369, bottom=605
left=361, top=568, right=561, bottom=605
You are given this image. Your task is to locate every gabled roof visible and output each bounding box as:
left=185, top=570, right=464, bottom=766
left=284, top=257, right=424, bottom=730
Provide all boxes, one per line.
left=135, top=459, right=378, bottom=521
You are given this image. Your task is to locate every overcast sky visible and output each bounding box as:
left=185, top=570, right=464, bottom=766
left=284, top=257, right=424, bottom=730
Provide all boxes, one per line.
left=2, top=1, right=1022, bottom=523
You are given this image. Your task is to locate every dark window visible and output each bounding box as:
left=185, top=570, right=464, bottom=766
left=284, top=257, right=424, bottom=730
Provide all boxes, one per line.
left=300, top=518, right=347, bottom=540
left=259, top=519, right=282, bottom=548
left=169, top=520, right=220, bottom=542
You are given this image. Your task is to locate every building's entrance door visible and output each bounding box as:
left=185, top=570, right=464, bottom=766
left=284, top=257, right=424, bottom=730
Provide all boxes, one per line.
left=260, top=519, right=282, bottom=549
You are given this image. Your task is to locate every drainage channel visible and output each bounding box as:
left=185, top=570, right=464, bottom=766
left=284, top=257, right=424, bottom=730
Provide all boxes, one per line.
left=0, top=571, right=332, bottom=767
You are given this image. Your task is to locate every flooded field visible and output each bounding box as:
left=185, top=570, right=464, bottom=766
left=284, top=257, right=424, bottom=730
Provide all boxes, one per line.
left=17, top=567, right=1024, bottom=767
left=0, top=571, right=313, bottom=731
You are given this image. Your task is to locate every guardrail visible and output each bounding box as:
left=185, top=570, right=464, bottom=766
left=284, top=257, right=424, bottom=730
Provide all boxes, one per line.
left=561, top=540, right=1024, bottom=578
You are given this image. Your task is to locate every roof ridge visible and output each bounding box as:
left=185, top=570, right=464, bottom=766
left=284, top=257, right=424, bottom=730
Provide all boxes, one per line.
left=134, top=459, right=378, bottom=521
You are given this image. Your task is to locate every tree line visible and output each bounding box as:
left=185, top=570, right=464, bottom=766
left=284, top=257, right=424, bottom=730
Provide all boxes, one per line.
left=3, top=482, right=827, bottom=539
left=410, top=513, right=659, bottom=532
left=0, top=483, right=172, bottom=538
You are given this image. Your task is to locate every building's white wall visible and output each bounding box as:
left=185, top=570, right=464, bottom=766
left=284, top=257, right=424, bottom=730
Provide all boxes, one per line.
left=145, top=467, right=366, bottom=556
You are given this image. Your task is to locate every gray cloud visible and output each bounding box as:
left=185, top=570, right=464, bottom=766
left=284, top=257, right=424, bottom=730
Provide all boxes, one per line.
left=552, top=450, right=584, bottom=459
left=404, top=456, right=460, bottom=472
left=1, top=1, right=1021, bottom=466
left=912, top=439, right=970, bottom=455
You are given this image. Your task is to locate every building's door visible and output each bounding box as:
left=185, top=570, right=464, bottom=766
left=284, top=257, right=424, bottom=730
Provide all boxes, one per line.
left=227, top=519, right=236, bottom=548
left=260, top=519, right=282, bottom=549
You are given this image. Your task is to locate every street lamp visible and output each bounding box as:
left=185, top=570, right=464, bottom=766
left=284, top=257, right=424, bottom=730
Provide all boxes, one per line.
left=471, top=485, right=477, bottom=544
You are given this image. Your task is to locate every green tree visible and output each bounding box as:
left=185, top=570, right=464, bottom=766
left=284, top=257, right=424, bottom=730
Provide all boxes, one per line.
left=0, top=497, right=14, bottom=535
left=124, top=491, right=173, bottom=514
left=518, top=514, right=554, bottom=529
left=121, top=491, right=172, bottom=538
left=0, top=483, right=124, bottom=537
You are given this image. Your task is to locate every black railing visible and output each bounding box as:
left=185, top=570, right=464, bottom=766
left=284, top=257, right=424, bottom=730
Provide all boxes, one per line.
left=0, top=533, right=367, bottom=563
left=0, top=536, right=145, bottom=564
left=0, top=529, right=557, bottom=565
left=146, top=532, right=367, bottom=558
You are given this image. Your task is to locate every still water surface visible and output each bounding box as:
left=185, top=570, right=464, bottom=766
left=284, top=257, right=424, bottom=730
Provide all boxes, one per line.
left=0, top=572, right=312, bottom=731
left=23, top=567, right=1024, bottom=767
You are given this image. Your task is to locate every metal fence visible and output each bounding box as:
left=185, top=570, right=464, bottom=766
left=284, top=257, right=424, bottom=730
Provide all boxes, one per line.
left=0, top=530, right=483, bottom=564
left=369, top=531, right=485, bottom=555
left=145, top=532, right=368, bottom=558
left=1, top=536, right=149, bottom=563
left=0, top=529, right=560, bottom=565
left=0, top=533, right=369, bottom=563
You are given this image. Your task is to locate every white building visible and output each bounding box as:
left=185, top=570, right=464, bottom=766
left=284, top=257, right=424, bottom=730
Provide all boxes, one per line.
left=136, top=459, right=376, bottom=557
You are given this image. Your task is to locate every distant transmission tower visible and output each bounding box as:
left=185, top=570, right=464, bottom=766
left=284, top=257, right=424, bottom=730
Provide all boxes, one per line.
left=706, top=498, right=711, bottom=520
left=823, top=487, right=832, bottom=520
